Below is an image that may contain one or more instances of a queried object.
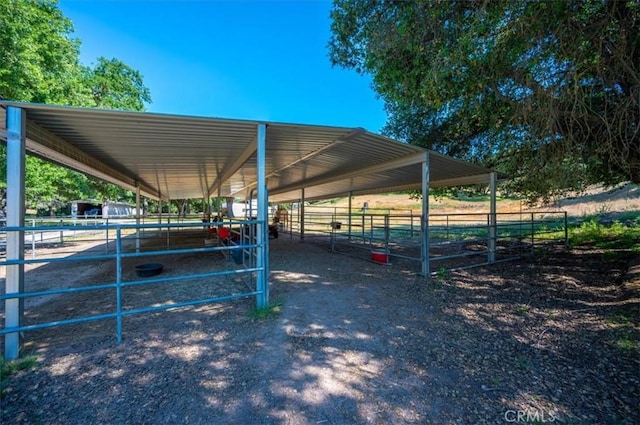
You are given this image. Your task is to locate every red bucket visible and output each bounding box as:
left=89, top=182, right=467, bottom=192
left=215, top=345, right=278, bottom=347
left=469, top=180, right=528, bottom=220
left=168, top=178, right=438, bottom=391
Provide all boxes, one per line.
left=371, top=250, right=388, bottom=263
left=218, top=227, right=230, bottom=239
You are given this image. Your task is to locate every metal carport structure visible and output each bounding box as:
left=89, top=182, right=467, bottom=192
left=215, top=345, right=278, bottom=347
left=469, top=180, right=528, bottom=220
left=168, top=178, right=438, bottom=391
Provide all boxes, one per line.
left=1, top=101, right=496, bottom=359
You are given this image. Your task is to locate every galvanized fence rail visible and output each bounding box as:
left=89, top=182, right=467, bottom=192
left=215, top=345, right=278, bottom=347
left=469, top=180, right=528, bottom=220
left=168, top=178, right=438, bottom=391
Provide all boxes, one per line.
left=1, top=219, right=266, bottom=346
left=286, top=206, right=568, bottom=272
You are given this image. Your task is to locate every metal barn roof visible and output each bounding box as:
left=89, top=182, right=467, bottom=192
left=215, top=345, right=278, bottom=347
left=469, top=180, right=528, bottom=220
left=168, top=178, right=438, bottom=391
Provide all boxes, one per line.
left=1, top=102, right=493, bottom=203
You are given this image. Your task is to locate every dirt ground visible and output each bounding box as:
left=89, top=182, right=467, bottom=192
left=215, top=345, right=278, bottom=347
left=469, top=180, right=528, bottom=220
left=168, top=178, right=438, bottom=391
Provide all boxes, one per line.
left=1, top=230, right=638, bottom=424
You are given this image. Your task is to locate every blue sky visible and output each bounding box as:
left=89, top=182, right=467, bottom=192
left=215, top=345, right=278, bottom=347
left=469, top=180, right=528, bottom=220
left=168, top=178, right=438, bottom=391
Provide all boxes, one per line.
left=58, top=0, right=388, bottom=133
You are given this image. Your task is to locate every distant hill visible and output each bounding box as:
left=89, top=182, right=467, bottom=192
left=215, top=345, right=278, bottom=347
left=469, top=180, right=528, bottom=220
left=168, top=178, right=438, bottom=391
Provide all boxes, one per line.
left=312, top=183, right=639, bottom=218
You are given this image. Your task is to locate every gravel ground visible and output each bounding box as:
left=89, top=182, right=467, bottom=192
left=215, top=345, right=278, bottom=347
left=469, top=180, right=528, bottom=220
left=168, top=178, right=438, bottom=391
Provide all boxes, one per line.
left=1, top=234, right=639, bottom=424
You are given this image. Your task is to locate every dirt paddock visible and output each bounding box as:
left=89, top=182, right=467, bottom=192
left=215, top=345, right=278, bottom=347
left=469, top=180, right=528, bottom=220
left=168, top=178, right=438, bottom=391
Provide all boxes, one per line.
left=1, top=233, right=639, bottom=424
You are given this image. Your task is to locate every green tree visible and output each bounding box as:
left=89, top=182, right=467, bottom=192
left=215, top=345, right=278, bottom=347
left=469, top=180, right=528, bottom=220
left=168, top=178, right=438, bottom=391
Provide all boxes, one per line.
left=329, top=0, right=639, bottom=202
left=0, top=0, right=151, bottom=211
left=25, top=159, right=87, bottom=215
left=86, top=57, right=151, bottom=110
left=0, top=0, right=88, bottom=105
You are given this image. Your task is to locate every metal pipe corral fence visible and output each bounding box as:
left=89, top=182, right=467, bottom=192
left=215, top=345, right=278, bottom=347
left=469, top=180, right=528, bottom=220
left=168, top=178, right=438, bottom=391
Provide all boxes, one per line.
left=1, top=218, right=267, bottom=355
left=287, top=206, right=568, bottom=272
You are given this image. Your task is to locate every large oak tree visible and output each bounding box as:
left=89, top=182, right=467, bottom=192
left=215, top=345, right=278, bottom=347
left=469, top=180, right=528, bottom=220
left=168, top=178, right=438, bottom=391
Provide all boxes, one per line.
left=0, top=0, right=151, bottom=213
left=329, top=0, right=639, bottom=201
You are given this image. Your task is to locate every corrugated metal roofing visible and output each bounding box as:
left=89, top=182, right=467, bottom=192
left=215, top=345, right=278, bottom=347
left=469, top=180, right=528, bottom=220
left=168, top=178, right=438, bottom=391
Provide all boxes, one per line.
left=1, top=102, right=494, bottom=203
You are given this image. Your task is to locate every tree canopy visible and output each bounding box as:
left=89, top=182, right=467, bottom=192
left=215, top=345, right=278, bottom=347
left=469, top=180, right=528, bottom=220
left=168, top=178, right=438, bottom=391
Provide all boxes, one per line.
left=0, top=0, right=151, bottom=213
left=0, top=0, right=81, bottom=104
left=329, top=0, right=639, bottom=201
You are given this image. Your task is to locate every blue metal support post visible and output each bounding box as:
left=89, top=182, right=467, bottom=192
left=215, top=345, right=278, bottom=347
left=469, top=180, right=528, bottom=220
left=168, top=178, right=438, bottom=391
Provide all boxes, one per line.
left=421, top=152, right=430, bottom=277
left=348, top=192, right=352, bottom=240
left=300, top=188, right=305, bottom=241
left=256, top=123, right=269, bottom=309
left=488, top=172, right=497, bottom=263
left=4, top=107, right=26, bottom=360
left=116, top=227, right=123, bottom=342
left=135, top=182, right=141, bottom=252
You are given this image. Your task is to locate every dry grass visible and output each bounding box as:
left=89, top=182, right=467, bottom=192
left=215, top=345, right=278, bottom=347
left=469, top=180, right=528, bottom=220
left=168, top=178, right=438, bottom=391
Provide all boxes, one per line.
left=315, top=183, right=640, bottom=217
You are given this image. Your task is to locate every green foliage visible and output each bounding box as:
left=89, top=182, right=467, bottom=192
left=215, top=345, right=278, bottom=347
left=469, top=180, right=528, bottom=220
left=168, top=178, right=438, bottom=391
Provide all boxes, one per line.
left=607, top=311, right=634, bottom=328
left=434, top=266, right=448, bottom=283
left=0, top=0, right=152, bottom=209
left=25, top=157, right=85, bottom=210
left=0, top=0, right=82, bottom=104
left=251, top=301, right=282, bottom=320
left=569, top=220, right=640, bottom=251
left=0, top=355, right=38, bottom=398
left=615, top=333, right=637, bottom=352
left=605, top=311, right=637, bottom=352
left=87, top=57, right=151, bottom=110
left=329, top=0, right=640, bottom=202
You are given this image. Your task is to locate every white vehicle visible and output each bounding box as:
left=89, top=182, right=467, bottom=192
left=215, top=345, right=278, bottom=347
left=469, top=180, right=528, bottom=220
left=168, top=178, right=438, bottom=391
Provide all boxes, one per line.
left=71, top=200, right=135, bottom=218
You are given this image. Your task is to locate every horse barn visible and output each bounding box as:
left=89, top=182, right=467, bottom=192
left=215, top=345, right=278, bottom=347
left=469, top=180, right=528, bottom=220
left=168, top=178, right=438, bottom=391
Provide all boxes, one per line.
left=1, top=101, right=564, bottom=360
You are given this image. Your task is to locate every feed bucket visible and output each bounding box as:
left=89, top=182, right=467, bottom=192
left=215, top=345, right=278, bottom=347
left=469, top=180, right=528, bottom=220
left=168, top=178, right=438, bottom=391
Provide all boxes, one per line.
left=135, top=263, right=164, bottom=277
left=371, top=250, right=388, bottom=263
left=218, top=227, right=230, bottom=239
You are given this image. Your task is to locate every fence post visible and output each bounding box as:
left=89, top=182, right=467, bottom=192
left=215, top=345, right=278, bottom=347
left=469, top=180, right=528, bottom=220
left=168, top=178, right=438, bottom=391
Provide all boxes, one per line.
left=105, top=217, right=110, bottom=254
left=330, top=213, right=336, bottom=252
left=446, top=215, right=449, bottom=241
left=487, top=214, right=491, bottom=262
left=410, top=210, right=414, bottom=238
left=488, top=212, right=498, bottom=263
left=384, top=214, right=390, bottom=264
left=564, top=211, right=569, bottom=249
left=166, top=214, right=171, bottom=249
left=116, top=226, right=123, bottom=343
left=300, top=189, right=305, bottom=241
left=31, top=219, right=36, bottom=260
left=4, top=106, right=26, bottom=361
left=488, top=171, right=497, bottom=263
left=530, top=213, right=535, bottom=255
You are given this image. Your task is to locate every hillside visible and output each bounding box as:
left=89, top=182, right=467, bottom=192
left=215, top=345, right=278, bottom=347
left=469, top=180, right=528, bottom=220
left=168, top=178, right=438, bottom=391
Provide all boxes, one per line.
left=312, top=183, right=640, bottom=218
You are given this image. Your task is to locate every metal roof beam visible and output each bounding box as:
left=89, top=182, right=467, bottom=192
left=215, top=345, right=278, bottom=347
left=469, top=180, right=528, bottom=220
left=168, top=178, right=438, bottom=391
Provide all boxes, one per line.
left=207, top=133, right=257, bottom=197
left=24, top=119, right=161, bottom=199
left=227, top=127, right=366, bottom=197
left=269, top=151, right=429, bottom=196
left=270, top=180, right=429, bottom=203
left=429, top=174, right=492, bottom=187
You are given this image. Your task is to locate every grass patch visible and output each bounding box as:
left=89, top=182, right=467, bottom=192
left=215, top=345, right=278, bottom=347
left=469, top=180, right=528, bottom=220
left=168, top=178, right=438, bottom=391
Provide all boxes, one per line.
left=607, top=311, right=635, bottom=328
left=0, top=355, right=38, bottom=398
left=250, top=301, right=283, bottom=319
left=569, top=220, right=640, bottom=251
left=605, top=311, right=638, bottom=352
left=579, top=210, right=640, bottom=224
left=615, top=333, right=637, bottom=352
left=435, top=267, right=449, bottom=283
left=615, top=333, right=638, bottom=352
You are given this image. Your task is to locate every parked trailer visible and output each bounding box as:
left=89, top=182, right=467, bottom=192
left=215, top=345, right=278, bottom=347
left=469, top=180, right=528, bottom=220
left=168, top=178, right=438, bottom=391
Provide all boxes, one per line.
left=103, top=201, right=136, bottom=218
left=71, top=200, right=102, bottom=218
left=71, top=200, right=136, bottom=218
